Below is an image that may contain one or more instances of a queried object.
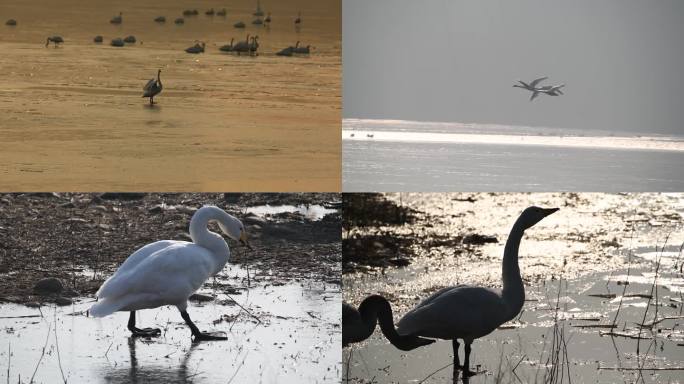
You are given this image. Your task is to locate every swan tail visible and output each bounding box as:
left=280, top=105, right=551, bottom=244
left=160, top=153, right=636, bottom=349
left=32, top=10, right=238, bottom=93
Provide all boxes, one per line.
left=89, top=297, right=125, bottom=317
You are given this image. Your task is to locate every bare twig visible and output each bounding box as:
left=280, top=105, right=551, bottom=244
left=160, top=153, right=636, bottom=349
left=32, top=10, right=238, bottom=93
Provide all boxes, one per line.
left=29, top=322, right=51, bottom=384
left=53, top=310, right=67, bottom=383
left=226, top=294, right=261, bottom=324
left=417, top=362, right=454, bottom=384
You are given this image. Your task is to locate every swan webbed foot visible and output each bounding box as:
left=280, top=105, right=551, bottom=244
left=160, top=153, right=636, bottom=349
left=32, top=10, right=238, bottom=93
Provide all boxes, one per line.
left=130, top=327, right=161, bottom=337
left=192, top=331, right=228, bottom=342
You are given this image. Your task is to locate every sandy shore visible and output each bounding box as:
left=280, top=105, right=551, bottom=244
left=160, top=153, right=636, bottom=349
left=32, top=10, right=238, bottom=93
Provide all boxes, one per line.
left=0, top=0, right=340, bottom=191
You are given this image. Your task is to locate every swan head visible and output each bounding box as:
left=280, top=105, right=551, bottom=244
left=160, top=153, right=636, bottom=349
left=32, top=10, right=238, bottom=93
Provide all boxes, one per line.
left=517, top=206, right=559, bottom=230
left=216, top=214, right=250, bottom=249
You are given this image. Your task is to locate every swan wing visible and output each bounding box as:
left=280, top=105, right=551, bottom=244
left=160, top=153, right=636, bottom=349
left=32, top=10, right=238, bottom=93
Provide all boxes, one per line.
left=530, top=90, right=539, bottom=101
left=529, top=76, right=548, bottom=88
left=95, top=242, right=215, bottom=304
left=396, top=286, right=505, bottom=340
left=143, top=78, right=156, bottom=91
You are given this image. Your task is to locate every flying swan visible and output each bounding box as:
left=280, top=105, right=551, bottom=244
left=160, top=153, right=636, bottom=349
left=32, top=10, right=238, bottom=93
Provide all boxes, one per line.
left=89, top=205, right=250, bottom=341
left=343, top=295, right=435, bottom=350
left=396, top=206, right=559, bottom=377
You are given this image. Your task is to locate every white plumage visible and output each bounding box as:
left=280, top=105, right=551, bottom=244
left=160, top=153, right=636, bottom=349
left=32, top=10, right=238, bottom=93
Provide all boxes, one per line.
left=90, top=205, right=249, bottom=341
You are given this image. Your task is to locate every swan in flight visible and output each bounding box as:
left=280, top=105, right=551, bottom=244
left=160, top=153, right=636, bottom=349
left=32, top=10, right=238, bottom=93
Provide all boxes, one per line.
left=45, top=36, right=64, bottom=48
left=396, top=206, right=559, bottom=377
left=89, top=206, right=250, bottom=341
left=142, top=69, right=162, bottom=105
left=540, top=84, right=565, bottom=96
left=343, top=295, right=435, bottom=351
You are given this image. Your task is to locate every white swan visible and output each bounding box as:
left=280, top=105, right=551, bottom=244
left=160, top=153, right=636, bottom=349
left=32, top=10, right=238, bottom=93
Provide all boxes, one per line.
left=89, top=205, right=250, bottom=341
left=396, top=206, right=559, bottom=377
left=343, top=295, right=435, bottom=351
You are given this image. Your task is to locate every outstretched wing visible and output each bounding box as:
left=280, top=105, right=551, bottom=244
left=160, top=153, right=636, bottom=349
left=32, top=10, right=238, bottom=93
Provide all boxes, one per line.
left=529, top=76, right=548, bottom=88
left=530, top=90, right=540, bottom=101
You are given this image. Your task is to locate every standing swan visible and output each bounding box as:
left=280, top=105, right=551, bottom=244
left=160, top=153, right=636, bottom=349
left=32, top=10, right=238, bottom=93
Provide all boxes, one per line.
left=89, top=206, right=250, bottom=341
left=396, top=206, right=559, bottom=377
left=142, top=69, right=162, bottom=105
left=45, top=36, right=64, bottom=48
left=343, top=295, right=435, bottom=351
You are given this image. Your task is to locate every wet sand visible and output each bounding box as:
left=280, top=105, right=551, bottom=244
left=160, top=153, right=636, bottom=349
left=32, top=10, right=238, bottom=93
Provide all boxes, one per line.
left=343, top=193, right=684, bottom=383
left=0, top=0, right=341, bottom=191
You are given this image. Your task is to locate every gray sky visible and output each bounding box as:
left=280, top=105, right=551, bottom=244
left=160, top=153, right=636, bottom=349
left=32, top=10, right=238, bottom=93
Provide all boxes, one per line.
left=343, top=0, right=684, bottom=135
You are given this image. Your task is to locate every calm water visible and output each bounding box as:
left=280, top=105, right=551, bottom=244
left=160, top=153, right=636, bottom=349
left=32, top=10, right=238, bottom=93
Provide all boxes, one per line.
left=343, top=139, right=684, bottom=192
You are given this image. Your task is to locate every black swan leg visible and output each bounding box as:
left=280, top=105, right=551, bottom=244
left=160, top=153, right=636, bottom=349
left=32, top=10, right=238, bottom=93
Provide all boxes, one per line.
left=127, top=311, right=161, bottom=337
left=463, top=342, right=475, bottom=377
left=180, top=310, right=227, bottom=341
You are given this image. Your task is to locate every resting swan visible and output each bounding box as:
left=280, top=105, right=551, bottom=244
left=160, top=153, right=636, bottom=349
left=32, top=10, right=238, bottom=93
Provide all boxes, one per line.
left=89, top=205, right=250, bottom=341
left=396, top=206, right=559, bottom=377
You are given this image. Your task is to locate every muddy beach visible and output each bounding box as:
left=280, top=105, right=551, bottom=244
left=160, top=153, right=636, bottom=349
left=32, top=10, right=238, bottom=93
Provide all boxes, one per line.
left=0, top=0, right=341, bottom=191
left=0, top=192, right=341, bottom=383
left=343, top=193, right=684, bottom=383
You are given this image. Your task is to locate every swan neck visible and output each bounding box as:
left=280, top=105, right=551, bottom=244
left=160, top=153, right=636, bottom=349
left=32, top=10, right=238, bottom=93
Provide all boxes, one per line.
left=189, top=208, right=230, bottom=270
left=501, top=221, right=525, bottom=318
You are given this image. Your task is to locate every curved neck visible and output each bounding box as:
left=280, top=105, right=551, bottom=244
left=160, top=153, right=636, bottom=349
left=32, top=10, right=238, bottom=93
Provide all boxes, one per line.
left=157, top=71, right=161, bottom=85
left=189, top=207, right=230, bottom=273
left=501, top=219, right=526, bottom=319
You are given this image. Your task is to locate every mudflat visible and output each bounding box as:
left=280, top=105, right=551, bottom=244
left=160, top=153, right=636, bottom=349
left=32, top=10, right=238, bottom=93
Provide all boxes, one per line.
left=0, top=0, right=340, bottom=191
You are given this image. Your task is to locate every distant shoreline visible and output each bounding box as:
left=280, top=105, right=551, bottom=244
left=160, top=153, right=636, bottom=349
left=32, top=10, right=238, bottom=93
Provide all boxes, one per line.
left=343, top=119, right=684, bottom=152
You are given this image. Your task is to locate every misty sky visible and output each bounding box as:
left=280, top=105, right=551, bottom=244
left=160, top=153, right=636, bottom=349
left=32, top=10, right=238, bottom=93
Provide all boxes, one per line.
left=343, top=0, right=684, bottom=135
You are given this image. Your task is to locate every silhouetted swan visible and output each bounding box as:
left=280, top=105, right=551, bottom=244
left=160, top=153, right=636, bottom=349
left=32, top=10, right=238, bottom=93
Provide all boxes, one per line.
left=264, top=13, right=271, bottom=24
left=513, top=76, right=547, bottom=91
left=110, top=12, right=122, bottom=24
left=343, top=295, right=435, bottom=351
left=234, top=21, right=246, bottom=28
left=93, top=35, right=103, bottom=43
left=45, top=36, right=64, bottom=48
left=90, top=206, right=249, bottom=341
left=540, top=84, right=565, bottom=96
left=276, top=46, right=294, bottom=56
left=110, top=38, right=124, bottom=47
left=253, top=0, right=264, bottom=16
left=294, top=44, right=310, bottom=54
left=205, top=8, right=215, bottom=16
left=249, top=35, right=259, bottom=55
left=217, top=8, right=227, bottom=17
left=294, top=11, right=302, bottom=25
left=232, top=34, right=251, bottom=55
left=175, top=18, right=184, bottom=25
left=6, top=19, right=17, bottom=26
left=123, top=35, right=136, bottom=43
left=396, top=206, right=559, bottom=377
left=252, top=18, right=263, bottom=25
left=154, top=16, right=166, bottom=23
left=185, top=41, right=205, bottom=54
left=183, top=9, right=199, bottom=16
left=220, top=38, right=235, bottom=52
left=142, top=69, right=162, bottom=105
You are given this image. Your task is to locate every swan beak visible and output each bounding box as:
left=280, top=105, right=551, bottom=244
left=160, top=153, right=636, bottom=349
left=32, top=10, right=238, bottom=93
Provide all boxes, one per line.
left=544, top=208, right=560, bottom=216
left=239, top=231, right=252, bottom=249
